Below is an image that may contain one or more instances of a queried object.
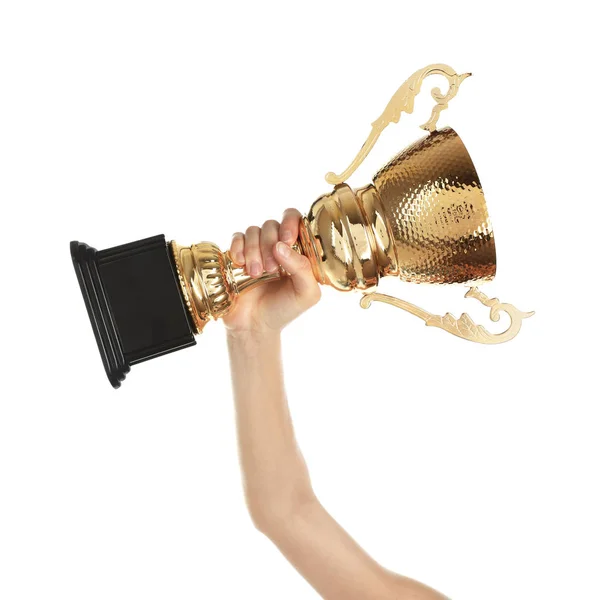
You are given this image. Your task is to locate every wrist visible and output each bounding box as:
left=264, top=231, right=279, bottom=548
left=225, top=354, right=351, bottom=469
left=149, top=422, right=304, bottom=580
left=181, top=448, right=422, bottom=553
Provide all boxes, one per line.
left=225, top=327, right=281, bottom=347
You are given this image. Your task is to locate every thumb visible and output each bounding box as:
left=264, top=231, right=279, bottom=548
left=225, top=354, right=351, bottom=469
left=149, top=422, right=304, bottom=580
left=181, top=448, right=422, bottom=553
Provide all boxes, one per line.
left=274, top=241, right=321, bottom=306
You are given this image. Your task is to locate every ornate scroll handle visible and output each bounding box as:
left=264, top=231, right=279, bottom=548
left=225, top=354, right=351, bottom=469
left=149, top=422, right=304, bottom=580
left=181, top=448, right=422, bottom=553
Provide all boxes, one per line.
left=325, top=64, right=471, bottom=185
left=360, top=287, right=534, bottom=344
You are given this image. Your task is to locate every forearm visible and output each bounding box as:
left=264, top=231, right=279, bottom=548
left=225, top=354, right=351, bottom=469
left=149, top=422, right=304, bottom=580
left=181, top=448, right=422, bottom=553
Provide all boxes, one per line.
left=226, top=328, right=448, bottom=599
left=223, top=218, right=449, bottom=599
left=226, top=330, right=315, bottom=530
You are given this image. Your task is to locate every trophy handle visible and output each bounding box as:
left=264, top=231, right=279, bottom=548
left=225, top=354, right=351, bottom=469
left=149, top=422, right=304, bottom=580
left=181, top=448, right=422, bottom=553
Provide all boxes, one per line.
left=360, top=287, right=534, bottom=344
left=325, top=64, right=471, bottom=185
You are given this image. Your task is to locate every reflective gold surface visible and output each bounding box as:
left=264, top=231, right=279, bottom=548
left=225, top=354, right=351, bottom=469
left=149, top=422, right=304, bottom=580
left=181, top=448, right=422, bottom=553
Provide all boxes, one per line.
left=169, top=64, right=532, bottom=343
left=170, top=240, right=236, bottom=333
left=373, top=127, right=496, bottom=284
left=170, top=128, right=524, bottom=342
left=299, top=183, right=392, bottom=292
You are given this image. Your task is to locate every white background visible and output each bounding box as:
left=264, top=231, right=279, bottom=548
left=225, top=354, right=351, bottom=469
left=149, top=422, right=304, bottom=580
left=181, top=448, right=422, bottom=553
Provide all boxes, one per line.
left=1, top=2, right=590, bottom=599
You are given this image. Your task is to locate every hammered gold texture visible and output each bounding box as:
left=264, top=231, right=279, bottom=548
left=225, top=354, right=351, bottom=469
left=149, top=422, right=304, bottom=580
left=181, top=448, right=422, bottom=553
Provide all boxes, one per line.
left=373, top=127, right=496, bottom=284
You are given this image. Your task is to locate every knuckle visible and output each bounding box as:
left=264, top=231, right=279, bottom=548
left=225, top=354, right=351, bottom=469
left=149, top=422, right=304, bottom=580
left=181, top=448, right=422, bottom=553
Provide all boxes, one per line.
left=283, top=207, right=301, bottom=217
left=262, top=219, right=280, bottom=229
left=245, top=227, right=261, bottom=245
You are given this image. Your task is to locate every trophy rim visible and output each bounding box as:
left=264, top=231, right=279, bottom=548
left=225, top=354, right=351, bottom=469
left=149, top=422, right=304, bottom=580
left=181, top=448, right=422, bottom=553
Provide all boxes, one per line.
left=450, top=126, right=497, bottom=282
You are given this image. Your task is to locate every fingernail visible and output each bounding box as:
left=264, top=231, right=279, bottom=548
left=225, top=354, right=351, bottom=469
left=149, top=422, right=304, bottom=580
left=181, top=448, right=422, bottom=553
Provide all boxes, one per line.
left=280, top=229, right=292, bottom=242
left=276, top=241, right=290, bottom=258
left=235, top=252, right=245, bottom=264
left=265, top=258, right=278, bottom=272
left=250, top=262, right=262, bottom=276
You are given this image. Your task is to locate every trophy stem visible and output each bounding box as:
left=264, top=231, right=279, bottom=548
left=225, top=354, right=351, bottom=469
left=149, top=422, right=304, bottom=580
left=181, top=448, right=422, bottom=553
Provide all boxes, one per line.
left=232, top=262, right=284, bottom=294
left=169, top=238, right=307, bottom=334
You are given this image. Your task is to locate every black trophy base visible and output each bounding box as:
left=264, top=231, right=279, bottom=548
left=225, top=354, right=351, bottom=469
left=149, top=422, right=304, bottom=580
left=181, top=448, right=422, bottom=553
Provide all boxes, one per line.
left=70, top=235, right=196, bottom=388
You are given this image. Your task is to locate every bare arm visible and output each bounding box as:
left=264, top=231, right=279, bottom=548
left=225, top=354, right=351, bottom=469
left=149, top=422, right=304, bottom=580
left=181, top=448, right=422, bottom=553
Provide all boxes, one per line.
left=223, top=211, right=449, bottom=600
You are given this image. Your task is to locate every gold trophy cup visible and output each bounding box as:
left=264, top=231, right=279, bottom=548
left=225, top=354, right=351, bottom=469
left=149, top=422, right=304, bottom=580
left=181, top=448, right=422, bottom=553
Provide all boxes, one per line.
left=71, top=64, right=533, bottom=387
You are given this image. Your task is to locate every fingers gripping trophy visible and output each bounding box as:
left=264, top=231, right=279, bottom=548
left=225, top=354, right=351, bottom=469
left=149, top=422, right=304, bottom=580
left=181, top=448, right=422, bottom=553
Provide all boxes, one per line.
left=71, top=63, right=534, bottom=388
left=222, top=210, right=323, bottom=337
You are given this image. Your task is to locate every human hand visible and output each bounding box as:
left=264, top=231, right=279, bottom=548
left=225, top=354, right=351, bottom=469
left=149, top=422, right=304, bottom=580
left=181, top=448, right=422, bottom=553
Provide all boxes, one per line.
left=222, top=208, right=321, bottom=337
